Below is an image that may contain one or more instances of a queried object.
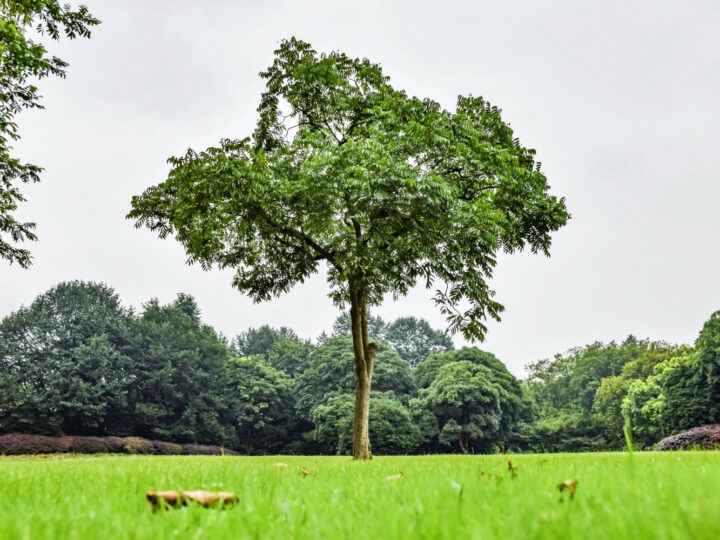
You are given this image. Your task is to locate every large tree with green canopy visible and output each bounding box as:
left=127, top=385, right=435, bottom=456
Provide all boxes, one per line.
left=0, top=0, right=99, bottom=267
left=128, top=38, right=569, bottom=459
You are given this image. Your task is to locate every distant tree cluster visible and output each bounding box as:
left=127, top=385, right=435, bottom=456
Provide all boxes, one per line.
left=516, top=311, right=720, bottom=450
left=3, top=281, right=717, bottom=454
left=0, top=281, right=523, bottom=454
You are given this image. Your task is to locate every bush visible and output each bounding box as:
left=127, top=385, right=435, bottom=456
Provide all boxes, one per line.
left=183, top=443, right=237, bottom=455
left=656, top=425, right=720, bottom=451
left=0, top=433, right=65, bottom=454
left=68, top=436, right=112, bottom=453
left=152, top=440, right=184, bottom=455
left=0, top=433, right=234, bottom=455
left=122, top=437, right=155, bottom=454
left=105, top=437, right=127, bottom=453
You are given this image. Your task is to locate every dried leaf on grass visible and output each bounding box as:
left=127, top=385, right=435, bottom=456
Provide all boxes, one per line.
left=557, top=479, right=578, bottom=500
left=146, top=490, right=238, bottom=511
left=300, top=466, right=314, bottom=476
left=386, top=472, right=403, bottom=481
left=507, top=460, right=518, bottom=479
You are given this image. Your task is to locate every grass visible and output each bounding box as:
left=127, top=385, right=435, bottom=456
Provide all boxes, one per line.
left=1, top=452, right=719, bottom=539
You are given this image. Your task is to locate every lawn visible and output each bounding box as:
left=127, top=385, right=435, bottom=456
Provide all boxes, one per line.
left=0, top=452, right=718, bottom=539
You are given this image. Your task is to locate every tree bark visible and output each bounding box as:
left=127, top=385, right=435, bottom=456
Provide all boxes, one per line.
left=458, top=430, right=468, bottom=454
left=349, top=286, right=376, bottom=460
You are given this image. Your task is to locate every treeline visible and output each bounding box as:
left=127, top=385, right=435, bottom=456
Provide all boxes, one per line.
left=1, top=281, right=718, bottom=453
left=517, top=310, right=720, bottom=451
left=0, top=281, right=530, bottom=454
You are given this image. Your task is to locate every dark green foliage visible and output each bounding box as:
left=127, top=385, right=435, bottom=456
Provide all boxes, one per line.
left=266, top=338, right=314, bottom=377
left=695, top=311, right=720, bottom=420
left=510, top=413, right=609, bottom=453
left=0, top=281, right=134, bottom=435
left=233, top=325, right=299, bottom=359
left=0, top=1, right=99, bottom=267
left=226, top=356, right=297, bottom=454
left=414, top=348, right=529, bottom=453
left=311, top=393, right=420, bottom=455
left=128, top=295, right=234, bottom=446
left=331, top=313, right=388, bottom=340
left=384, top=317, right=454, bottom=368
left=6, top=281, right=718, bottom=455
left=526, top=336, right=644, bottom=416
left=294, top=335, right=415, bottom=416
left=128, top=37, right=568, bottom=341
left=520, top=337, right=654, bottom=451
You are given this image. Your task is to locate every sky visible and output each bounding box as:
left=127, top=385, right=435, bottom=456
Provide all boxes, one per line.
left=2, top=0, right=719, bottom=376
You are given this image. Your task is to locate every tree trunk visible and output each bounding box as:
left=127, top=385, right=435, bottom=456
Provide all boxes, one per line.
left=349, top=286, right=376, bottom=460
left=458, top=430, right=468, bottom=454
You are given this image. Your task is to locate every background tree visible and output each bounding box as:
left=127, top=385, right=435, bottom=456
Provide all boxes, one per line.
left=385, top=317, right=454, bottom=368
left=593, top=342, right=680, bottom=445
left=233, top=325, right=298, bottom=359
left=128, top=295, right=234, bottom=446
left=128, top=38, right=569, bottom=459
left=226, top=355, right=296, bottom=454
left=331, top=312, right=388, bottom=340
left=294, top=335, right=414, bottom=418
left=0, top=1, right=99, bottom=267
left=311, top=393, right=420, bottom=455
left=420, top=361, right=502, bottom=453
left=414, top=348, right=529, bottom=452
left=0, top=281, right=133, bottom=435
left=266, top=337, right=314, bottom=377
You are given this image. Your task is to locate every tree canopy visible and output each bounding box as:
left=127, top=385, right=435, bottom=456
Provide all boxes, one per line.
left=0, top=0, right=98, bottom=267
left=128, top=37, right=568, bottom=458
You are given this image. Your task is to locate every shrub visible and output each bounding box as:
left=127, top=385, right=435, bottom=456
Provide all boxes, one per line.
left=104, top=437, right=127, bottom=453
left=0, top=433, right=233, bottom=455
left=122, top=437, right=155, bottom=454
left=656, top=424, right=720, bottom=451
left=152, top=440, right=184, bottom=455
left=183, top=444, right=237, bottom=456
left=68, top=436, right=113, bottom=454
left=0, top=433, right=65, bottom=454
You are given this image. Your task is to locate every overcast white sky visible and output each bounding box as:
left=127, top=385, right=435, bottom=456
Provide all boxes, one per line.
left=2, top=0, right=719, bottom=376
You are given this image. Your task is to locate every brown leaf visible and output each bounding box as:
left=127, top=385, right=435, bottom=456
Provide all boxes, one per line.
left=300, top=466, right=314, bottom=476
left=146, top=490, right=238, bottom=511
left=507, top=460, right=518, bottom=478
left=556, top=478, right=578, bottom=500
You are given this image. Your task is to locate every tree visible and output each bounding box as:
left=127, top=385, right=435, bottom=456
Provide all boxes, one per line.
left=0, top=281, right=133, bottom=435
left=696, top=310, right=720, bottom=416
left=331, top=312, right=387, bottom=340
left=226, top=356, right=296, bottom=454
left=420, top=361, right=502, bottom=453
left=311, top=393, right=420, bottom=455
left=294, top=335, right=414, bottom=418
left=0, top=1, right=99, bottom=267
left=414, top=348, right=529, bottom=452
left=593, top=343, right=681, bottom=445
left=129, top=295, right=234, bottom=446
left=385, top=316, right=454, bottom=368
left=233, top=325, right=299, bottom=359
left=128, top=38, right=569, bottom=459
left=266, top=337, right=314, bottom=377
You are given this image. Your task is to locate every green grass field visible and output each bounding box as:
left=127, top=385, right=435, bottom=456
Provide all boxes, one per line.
left=1, top=452, right=719, bottom=539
